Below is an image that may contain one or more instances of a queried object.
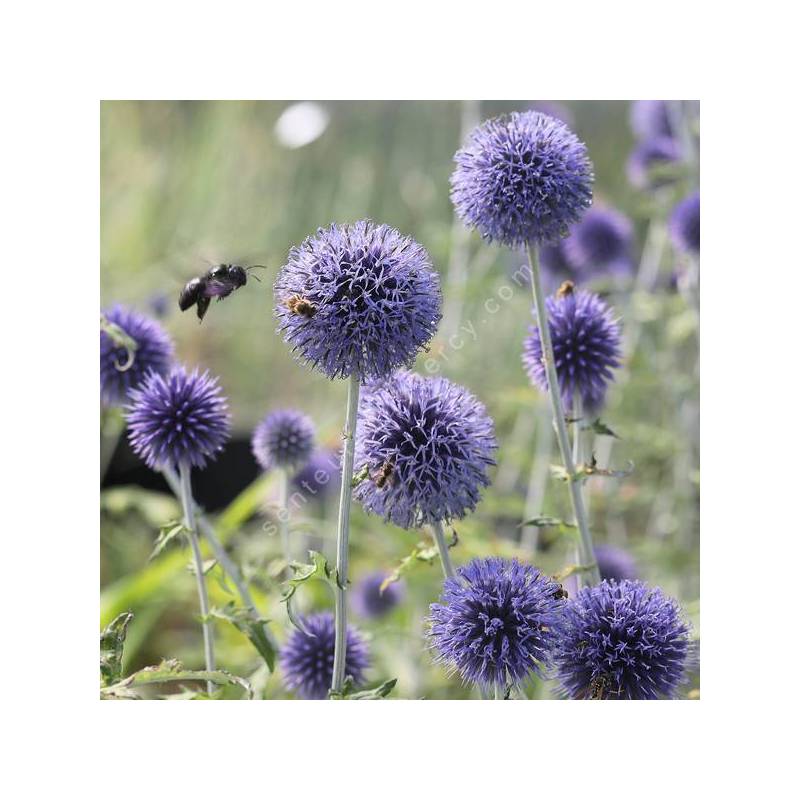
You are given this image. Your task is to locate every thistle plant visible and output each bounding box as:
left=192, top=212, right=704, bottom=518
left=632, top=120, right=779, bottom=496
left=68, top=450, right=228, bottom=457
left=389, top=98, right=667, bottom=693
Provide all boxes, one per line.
left=351, top=572, right=405, bottom=620
left=252, top=408, right=315, bottom=563
left=352, top=370, right=496, bottom=580
left=451, top=110, right=602, bottom=585
left=126, top=366, right=231, bottom=690
left=563, top=206, right=635, bottom=279
left=274, top=220, right=441, bottom=695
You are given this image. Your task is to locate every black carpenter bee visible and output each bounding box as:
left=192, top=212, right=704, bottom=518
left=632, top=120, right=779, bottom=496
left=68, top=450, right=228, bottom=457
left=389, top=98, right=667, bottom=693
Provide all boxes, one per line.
left=179, top=264, right=266, bottom=322
left=553, top=583, right=569, bottom=600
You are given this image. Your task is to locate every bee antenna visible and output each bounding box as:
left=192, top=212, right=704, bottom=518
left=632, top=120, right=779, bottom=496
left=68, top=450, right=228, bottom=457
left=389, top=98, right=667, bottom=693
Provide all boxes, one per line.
left=246, top=265, right=267, bottom=271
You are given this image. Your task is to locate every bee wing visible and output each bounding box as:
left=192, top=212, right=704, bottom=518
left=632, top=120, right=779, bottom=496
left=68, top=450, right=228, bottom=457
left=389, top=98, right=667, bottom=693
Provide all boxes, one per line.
left=204, top=279, right=235, bottom=298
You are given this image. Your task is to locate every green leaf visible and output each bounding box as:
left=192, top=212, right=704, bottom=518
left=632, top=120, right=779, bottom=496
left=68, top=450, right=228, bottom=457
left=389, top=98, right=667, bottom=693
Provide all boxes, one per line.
left=187, top=558, right=217, bottom=576
left=589, top=419, right=621, bottom=439
left=329, top=677, right=398, bottom=700
left=281, top=551, right=335, bottom=632
left=350, top=464, right=369, bottom=488
left=100, top=611, right=133, bottom=687
left=518, top=515, right=576, bottom=529
left=149, top=520, right=186, bottom=561
left=100, top=658, right=253, bottom=700
left=208, top=603, right=276, bottom=672
left=100, top=313, right=138, bottom=371
left=380, top=541, right=439, bottom=593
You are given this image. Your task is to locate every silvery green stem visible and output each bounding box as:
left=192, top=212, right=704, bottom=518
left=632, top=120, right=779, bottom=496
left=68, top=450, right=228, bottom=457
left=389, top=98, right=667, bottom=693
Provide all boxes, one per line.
left=278, top=467, right=291, bottom=565
left=178, top=461, right=216, bottom=694
left=571, top=396, right=591, bottom=590
left=525, top=242, right=600, bottom=586
left=430, top=520, right=456, bottom=581
left=331, top=372, right=361, bottom=695
left=494, top=683, right=503, bottom=700
left=162, top=466, right=279, bottom=653
left=521, top=401, right=554, bottom=552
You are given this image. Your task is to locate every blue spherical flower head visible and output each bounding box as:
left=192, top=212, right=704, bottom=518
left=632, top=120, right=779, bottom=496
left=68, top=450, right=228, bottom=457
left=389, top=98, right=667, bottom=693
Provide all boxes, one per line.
left=352, top=573, right=405, bottom=619
left=669, top=191, right=700, bottom=256
left=291, top=446, right=341, bottom=499
left=629, top=100, right=675, bottom=141
left=523, top=285, right=622, bottom=414
left=428, top=558, right=566, bottom=690
left=252, top=408, right=315, bottom=472
left=353, top=371, right=497, bottom=529
left=553, top=580, right=691, bottom=700
left=627, top=136, right=682, bottom=190
left=563, top=207, right=634, bottom=278
left=595, top=544, right=638, bottom=582
left=451, top=111, right=594, bottom=247
left=101, top=304, right=173, bottom=407
left=280, top=612, right=369, bottom=699
left=274, top=220, right=442, bottom=381
left=126, top=366, right=231, bottom=470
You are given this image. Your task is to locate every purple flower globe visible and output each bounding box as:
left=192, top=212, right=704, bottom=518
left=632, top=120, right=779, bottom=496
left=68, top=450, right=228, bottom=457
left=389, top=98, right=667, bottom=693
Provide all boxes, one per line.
left=274, top=220, right=442, bottom=381
left=451, top=111, right=594, bottom=247
left=280, top=612, right=369, bottom=699
left=101, top=304, right=173, bottom=407
left=429, top=558, right=566, bottom=690
left=629, top=100, right=674, bottom=141
left=563, top=207, right=634, bottom=278
left=669, top=191, right=700, bottom=256
left=595, top=544, right=638, bottom=582
left=291, top=447, right=341, bottom=499
left=351, top=573, right=405, bottom=619
left=126, top=366, right=231, bottom=470
left=627, top=136, right=682, bottom=190
left=553, top=580, right=691, bottom=700
left=353, top=371, right=497, bottom=529
left=251, top=409, right=315, bottom=472
left=523, top=286, right=622, bottom=413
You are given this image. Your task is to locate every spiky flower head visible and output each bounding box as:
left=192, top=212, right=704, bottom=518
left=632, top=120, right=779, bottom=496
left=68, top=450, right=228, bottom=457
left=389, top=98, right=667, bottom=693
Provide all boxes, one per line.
left=274, top=220, right=442, bottom=381
left=291, top=447, right=341, bottom=499
left=522, top=286, right=622, bottom=413
left=101, top=304, right=173, bottom=407
left=629, top=100, right=675, bottom=141
left=553, top=579, right=690, bottom=700
left=563, top=207, right=634, bottom=277
left=280, top=612, right=369, bottom=700
left=126, top=366, right=231, bottom=470
left=669, top=191, right=700, bottom=256
left=251, top=409, right=315, bottom=472
left=451, top=111, right=594, bottom=247
left=353, top=371, right=496, bottom=529
left=352, top=572, right=405, bottom=619
left=428, top=558, right=566, bottom=690
left=627, top=136, right=682, bottom=189
left=595, top=544, right=638, bottom=582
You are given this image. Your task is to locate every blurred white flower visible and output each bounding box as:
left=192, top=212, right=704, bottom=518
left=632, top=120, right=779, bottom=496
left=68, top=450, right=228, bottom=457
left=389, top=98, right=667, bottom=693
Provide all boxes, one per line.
left=274, top=102, right=329, bottom=149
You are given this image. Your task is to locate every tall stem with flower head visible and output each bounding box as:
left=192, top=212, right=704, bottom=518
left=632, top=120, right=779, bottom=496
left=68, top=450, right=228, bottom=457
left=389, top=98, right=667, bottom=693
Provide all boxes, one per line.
left=525, top=242, right=600, bottom=586
left=430, top=520, right=456, bottom=581
left=178, top=462, right=216, bottom=693
left=331, top=372, right=361, bottom=694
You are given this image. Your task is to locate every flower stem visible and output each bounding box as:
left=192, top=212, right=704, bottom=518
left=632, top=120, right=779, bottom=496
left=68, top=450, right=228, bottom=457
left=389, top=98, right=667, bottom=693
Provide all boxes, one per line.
left=161, top=466, right=279, bottom=654
left=431, top=520, right=456, bottom=581
left=331, top=371, right=361, bottom=695
left=178, top=461, right=216, bottom=694
left=525, top=242, right=600, bottom=585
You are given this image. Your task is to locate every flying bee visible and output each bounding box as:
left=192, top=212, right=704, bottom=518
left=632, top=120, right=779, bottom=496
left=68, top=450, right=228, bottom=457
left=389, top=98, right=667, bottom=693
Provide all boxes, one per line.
left=286, top=294, right=318, bottom=318
left=179, top=264, right=266, bottom=322
left=371, top=460, right=395, bottom=490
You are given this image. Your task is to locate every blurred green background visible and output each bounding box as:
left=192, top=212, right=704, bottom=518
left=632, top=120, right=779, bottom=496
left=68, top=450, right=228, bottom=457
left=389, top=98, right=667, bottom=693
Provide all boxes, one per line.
left=100, top=101, right=699, bottom=699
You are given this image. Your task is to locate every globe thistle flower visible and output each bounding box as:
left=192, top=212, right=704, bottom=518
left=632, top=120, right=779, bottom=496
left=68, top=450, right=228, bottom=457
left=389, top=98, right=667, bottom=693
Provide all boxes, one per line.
left=251, top=409, right=315, bottom=472
left=629, top=100, right=675, bottom=141
left=353, top=371, right=497, bottom=529
left=627, top=136, right=682, bottom=190
left=450, top=111, right=594, bottom=247
left=274, top=220, right=442, bottom=381
left=553, top=580, right=691, bottom=700
left=594, top=544, right=638, bottom=582
left=428, top=558, right=566, bottom=689
left=291, top=446, right=341, bottom=499
left=126, top=366, right=231, bottom=470
left=522, top=286, right=622, bottom=413
left=563, top=207, right=634, bottom=278
left=351, top=572, right=405, bottom=619
left=280, top=612, right=369, bottom=699
left=669, top=191, right=700, bottom=256
left=100, top=304, right=173, bottom=407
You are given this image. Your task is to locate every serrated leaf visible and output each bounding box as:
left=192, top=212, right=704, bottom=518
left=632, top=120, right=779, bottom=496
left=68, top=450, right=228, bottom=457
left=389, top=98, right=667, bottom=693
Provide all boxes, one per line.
left=208, top=603, right=276, bottom=672
left=281, top=551, right=335, bottom=632
left=590, top=419, right=621, bottom=439
left=330, top=678, right=398, bottom=700
left=100, top=658, right=253, bottom=700
left=100, top=611, right=133, bottom=687
left=380, top=541, right=439, bottom=593
left=149, top=520, right=186, bottom=561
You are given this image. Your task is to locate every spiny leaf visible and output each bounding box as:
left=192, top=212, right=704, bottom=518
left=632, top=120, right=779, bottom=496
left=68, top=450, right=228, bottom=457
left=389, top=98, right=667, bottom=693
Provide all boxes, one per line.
left=380, top=541, right=439, bottom=593
left=100, top=658, right=253, bottom=700
left=330, top=677, right=398, bottom=700
left=100, top=611, right=133, bottom=687
left=281, top=551, right=335, bottom=632
left=149, top=520, right=186, bottom=561
left=208, top=603, right=276, bottom=672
